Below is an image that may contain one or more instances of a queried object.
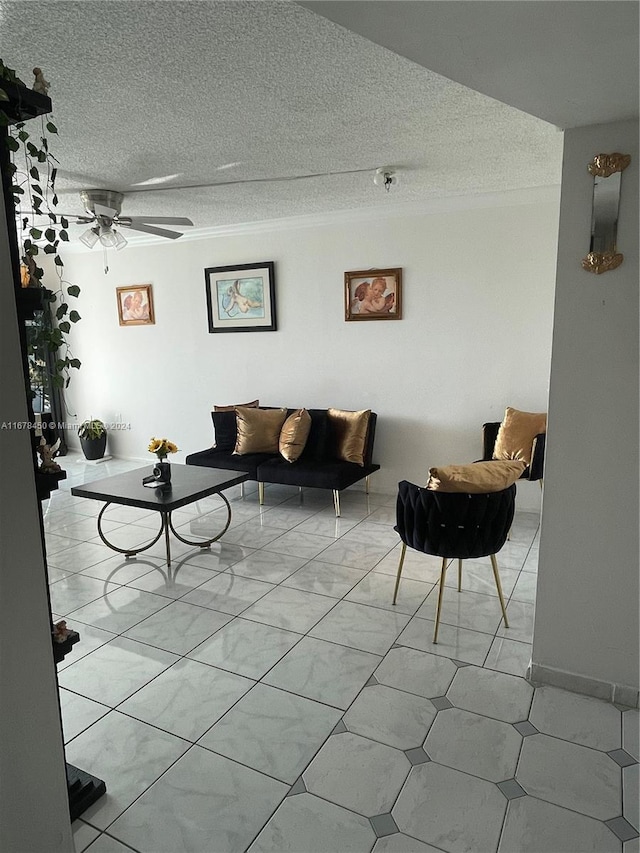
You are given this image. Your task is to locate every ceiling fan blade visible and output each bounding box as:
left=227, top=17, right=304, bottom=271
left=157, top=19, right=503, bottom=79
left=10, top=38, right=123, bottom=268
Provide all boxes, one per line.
left=127, top=216, right=194, bottom=226
left=93, top=202, right=119, bottom=218
left=121, top=222, right=185, bottom=240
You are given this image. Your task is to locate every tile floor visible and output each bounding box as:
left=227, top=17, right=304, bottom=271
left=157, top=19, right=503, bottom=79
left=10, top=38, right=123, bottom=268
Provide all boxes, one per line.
left=42, top=454, right=638, bottom=853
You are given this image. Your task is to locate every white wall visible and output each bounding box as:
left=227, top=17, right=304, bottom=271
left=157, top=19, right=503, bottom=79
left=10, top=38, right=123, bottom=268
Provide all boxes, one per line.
left=59, top=190, right=560, bottom=510
left=532, top=120, right=639, bottom=703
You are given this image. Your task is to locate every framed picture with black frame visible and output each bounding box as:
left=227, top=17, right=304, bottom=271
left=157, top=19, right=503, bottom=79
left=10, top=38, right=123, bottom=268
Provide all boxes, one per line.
left=205, top=261, right=277, bottom=333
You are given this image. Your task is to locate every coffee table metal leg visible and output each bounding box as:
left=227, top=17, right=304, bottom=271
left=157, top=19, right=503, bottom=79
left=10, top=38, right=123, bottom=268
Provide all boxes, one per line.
left=163, top=512, right=172, bottom=568
left=167, top=491, right=233, bottom=548
left=97, top=502, right=164, bottom=557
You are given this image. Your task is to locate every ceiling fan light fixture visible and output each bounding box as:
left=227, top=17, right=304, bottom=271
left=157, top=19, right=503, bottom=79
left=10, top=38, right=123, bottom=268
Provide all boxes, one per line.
left=373, top=167, right=399, bottom=192
left=98, top=224, right=118, bottom=248
left=113, top=229, right=128, bottom=250
left=79, top=226, right=99, bottom=248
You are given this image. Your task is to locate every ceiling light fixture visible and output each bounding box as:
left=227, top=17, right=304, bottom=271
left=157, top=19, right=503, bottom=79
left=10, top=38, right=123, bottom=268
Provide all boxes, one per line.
left=80, top=223, right=127, bottom=251
left=373, top=167, right=399, bottom=192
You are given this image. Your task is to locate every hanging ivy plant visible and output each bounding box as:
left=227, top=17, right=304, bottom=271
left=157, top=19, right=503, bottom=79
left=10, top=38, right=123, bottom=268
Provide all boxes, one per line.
left=1, top=57, right=81, bottom=390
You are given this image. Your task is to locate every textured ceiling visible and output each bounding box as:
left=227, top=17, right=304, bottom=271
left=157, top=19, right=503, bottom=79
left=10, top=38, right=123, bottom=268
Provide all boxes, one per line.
left=0, top=0, right=565, bottom=236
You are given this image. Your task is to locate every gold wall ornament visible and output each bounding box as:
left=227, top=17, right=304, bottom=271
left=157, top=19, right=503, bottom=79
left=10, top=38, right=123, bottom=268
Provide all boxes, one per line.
left=587, top=153, right=631, bottom=178
left=581, top=251, right=624, bottom=275
left=583, top=152, right=631, bottom=274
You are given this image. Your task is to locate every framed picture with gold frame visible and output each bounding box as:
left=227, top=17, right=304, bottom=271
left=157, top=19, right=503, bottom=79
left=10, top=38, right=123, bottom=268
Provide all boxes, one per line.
left=116, top=284, right=155, bottom=326
left=345, top=268, right=402, bottom=321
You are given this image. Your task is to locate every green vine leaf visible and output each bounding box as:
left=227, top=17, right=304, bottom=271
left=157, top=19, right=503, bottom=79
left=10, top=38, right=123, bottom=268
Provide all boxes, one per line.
left=46, top=121, right=58, bottom=134
left=66, top=284, right=81, bottom=297
left=29, top=165, right=39, bottom=179
left=59, top=229, right=69, bottom=241
left=55, top=303, right=68, bottom=320
left=60, top=216, right=69, bottom=229
left=58, top=321, right=71, bottom=333
left=69, top=310, right=81, bottom=323
left=6, top=135, right=19, bottom=152
left=44, top=227, right=56, bottom=242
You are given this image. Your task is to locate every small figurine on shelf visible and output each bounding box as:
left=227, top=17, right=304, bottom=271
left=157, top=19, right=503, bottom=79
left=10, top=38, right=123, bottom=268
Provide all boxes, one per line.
left=37, top=436, right=61, bottom=473
left=52, top=620, right=71, bottom=643
left=32, top=66, right=50, bottom=95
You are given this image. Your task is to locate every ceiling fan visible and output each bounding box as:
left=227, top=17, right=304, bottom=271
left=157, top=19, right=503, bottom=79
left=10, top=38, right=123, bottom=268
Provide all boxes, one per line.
left=74, top=189, right=194, bottom=250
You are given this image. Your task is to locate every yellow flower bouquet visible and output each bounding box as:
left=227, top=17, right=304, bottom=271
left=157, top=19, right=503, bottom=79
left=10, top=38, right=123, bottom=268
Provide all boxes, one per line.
left=148, top=437, right=179, bottom=461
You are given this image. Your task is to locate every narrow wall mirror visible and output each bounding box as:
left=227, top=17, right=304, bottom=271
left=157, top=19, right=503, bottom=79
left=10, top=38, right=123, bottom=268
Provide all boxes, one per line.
left=582, top=153, right=631, bottom=274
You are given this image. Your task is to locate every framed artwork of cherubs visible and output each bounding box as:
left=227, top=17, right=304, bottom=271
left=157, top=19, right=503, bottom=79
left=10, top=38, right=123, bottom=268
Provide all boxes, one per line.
left=116, top=284, right=155, bottom=326
left=345, top=268, right=402, bottom=321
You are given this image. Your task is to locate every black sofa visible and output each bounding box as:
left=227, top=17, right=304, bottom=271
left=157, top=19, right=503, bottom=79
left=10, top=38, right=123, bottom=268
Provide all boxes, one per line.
left=186, top=408, right=380, bottom=516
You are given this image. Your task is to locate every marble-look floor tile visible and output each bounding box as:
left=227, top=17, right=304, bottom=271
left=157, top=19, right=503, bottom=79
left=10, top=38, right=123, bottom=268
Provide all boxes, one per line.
left=83, top=833, right=134, bottom=852
left=347, top=571, right=433, bottom=615
left=225, top=549, right=308, bottom=583
left=78, top=554, right=158, bottom=584
left=263, top=636, right=381, bottom=710
left=425, top=707, right=522, bottom=782
left=623, top=709, right=640, bottom=761
left=126, top=563, right=219, bottom=603
left=58, top=636, right=178, bottom=706
left=64, top=711, right=189, bottom=831
left=108, top=745, right=288, bottom=853
left=393, top=762, right=507, bottom=853
left=180, top=572, right=274, bottom=615
left=257, top=504, right=320, bottom=530
left=342, top=521, right=401, bottom=550
left=188, top=618, right=302, bottom=680
left=263, top=530, right=336, bottom=560
left=444, top=560, right=519, bottom=599
left=248, top=792, right=376, bottom=853
left=71, top=820, right=100, bottom=853
left=303, top=731, right=410, bottom=817
left=314, top=537, right=392, bottom=571
left=373, top=834, right=443, bottom=853
left=496, top=599, right=536, bottom=643
left=65, top=586, right=170, bottom=634
left=484, top=636, right=532, bottom=677
left=498, top=795, right=622, bottom=853
left=59, top=688, right=110, bottom=743
left=199, top=683, right=341, bottom=783
left=416, top=587, right=505, bottom=635
left=293, top=513, right=360, bottom=538
left=46, top=565, right=75, bottom=583
left=397, top=617, right=494, bottom=666
left=241, top=585, right=337, bottom=633
left=374, top=646, right=457, bottom=699
left=123, top=600, right=232, bottom=654
left=49, top=573, right=118, bottom=616
left=282, top=560, right=367, bottom=598
left=374, top=547, right=446, bottom=584
left=343, top=684, right=436, bottom=750
left=119, top=658, right=254, bottom=742
left=529, top=684, right=622, bottom=751
left=309, top=600, right=410, bottom=656
left=510, top=570, right=538, bottom=603
left=447, top=665, right=534, bottom=723
left=517, top=733, right=621, bottom=820
left=624, top=764, right=639, bottom=831
left=221, top=520, right=286, bottom=549
left=178, top=541, right=254, bottom=572
left=55, top=622, right=117, bottom=672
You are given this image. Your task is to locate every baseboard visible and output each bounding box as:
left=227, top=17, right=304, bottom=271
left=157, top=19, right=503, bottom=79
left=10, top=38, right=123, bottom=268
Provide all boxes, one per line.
left=527, top=661, right=639, bottom=708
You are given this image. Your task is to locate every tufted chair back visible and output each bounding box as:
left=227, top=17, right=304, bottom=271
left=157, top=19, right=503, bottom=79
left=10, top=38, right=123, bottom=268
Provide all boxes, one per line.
left=395, top=480, right=516, bottom=560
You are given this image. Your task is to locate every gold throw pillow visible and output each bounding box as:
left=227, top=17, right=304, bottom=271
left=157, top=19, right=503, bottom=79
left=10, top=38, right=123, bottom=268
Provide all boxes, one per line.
left=234, top=406, right=288, bottom=455
left=214, top=399, right=259, bottom=412
left=427, top=460, right=527, bottom=493
left=279, top=409, right=312, bottom=463
left=493, top=407, right=547, bottom=465
left=327, top=408, right=371, bottom=466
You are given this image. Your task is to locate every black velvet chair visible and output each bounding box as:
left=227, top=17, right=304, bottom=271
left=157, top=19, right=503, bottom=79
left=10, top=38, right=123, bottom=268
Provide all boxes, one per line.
left=393, top=480, right=516, bottom=643
left=482, top=422, right=545, bottom=483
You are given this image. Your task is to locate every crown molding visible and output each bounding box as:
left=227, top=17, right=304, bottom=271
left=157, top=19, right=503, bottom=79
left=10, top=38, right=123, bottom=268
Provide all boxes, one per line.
left=63, top=184, right=560, bottom=252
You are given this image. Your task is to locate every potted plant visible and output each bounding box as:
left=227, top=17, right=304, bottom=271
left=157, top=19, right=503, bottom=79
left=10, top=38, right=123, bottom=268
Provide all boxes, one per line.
left=78, top=418, right=106, bottom=460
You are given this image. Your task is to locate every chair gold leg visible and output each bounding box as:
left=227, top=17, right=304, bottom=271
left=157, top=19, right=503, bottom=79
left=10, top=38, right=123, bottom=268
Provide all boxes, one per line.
left=490, top=553, right=509, bottom=628
left=333, top=490, right=341, bottom=517
left=539, top=479, right=544, bottom=490
left=365, top=475, right=370, bottom=494
left=458, top=559, right=463, bottom=592
left=258, top=482, right=265, bottom=505
left=433, top=557, right=448, bottom=644
left=392, top=543, right=407, bottom=605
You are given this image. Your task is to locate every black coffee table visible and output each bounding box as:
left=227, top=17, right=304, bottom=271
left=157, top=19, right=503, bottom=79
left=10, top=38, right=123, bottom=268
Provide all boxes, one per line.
left=71, top=464, right=248, bottom=567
